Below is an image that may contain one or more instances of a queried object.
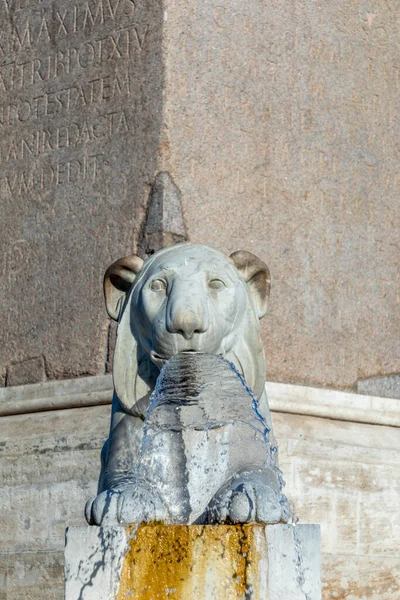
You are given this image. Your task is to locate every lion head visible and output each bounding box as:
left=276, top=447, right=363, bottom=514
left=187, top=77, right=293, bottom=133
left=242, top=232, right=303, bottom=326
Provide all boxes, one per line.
left=104, top=243, right=271, bottom=417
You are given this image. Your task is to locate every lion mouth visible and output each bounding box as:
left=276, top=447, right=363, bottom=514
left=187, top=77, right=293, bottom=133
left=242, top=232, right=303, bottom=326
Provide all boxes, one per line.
left=150, top=351, right=168, bottom=367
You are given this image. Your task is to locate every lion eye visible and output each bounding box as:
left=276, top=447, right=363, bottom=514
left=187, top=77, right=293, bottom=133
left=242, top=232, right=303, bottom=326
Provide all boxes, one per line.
left=150, top=279, right=167, bottom=292
left=208, top=278, right=226, bottom=290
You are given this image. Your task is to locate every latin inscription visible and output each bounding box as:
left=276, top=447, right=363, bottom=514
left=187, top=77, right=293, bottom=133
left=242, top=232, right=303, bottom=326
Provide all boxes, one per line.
left=0, top=25, right=147, bottom=92
left=0, top=73, right=131, bottom=126
left=1, top=110, right=130, bottom=163
left=0, top=0, right=145, bottom=198
left=0, top=0, right=138, bottom=53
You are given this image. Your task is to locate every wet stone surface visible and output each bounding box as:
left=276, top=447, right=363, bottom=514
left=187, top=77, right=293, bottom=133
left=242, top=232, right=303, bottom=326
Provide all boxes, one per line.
left=64, top=523, right=321, bottom=600
left=132, top=352, right=288, bottom=525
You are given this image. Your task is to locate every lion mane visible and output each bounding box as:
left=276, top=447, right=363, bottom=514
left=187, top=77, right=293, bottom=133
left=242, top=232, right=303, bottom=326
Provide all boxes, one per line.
left=104, top=243, right=271, bottom=417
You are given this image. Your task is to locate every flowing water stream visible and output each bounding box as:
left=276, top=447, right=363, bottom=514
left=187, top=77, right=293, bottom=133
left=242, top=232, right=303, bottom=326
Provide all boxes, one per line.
left=131, top=352, right=311, bottom=598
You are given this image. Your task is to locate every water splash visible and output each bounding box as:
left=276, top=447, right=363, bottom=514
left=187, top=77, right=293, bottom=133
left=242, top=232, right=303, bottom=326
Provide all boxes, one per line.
left=129, top=352, right=308, bottom=597
left=291, top=519, right=312, bottom=600
left=217, top=357, right=311, bottom=599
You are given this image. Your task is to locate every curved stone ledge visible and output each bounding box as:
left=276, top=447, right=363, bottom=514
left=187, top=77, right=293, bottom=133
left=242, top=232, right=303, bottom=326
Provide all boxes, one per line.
left=0, top=375, right=399, bottom=427
left=267, top=381, right=400, bottom=427
left=0, top=375, right=113, bottom=416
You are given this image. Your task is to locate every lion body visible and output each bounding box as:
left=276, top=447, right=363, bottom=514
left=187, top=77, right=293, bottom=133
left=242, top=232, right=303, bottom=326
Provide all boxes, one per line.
left=86, top=244, right=287, bottom=526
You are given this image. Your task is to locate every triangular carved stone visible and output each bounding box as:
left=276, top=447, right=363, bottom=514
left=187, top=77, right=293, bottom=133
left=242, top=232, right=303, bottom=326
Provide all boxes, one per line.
left=142, top=172, right=188, bottom=255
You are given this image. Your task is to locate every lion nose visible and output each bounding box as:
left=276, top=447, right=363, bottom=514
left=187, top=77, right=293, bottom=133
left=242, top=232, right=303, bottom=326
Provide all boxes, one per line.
left=167, top=311, right=208, bottom=340
left=166, top=286, right=208, bottom=339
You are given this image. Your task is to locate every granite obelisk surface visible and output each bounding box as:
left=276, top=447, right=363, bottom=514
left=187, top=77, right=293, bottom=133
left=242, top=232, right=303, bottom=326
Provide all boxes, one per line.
left=1, top=0, right=398, bottom=395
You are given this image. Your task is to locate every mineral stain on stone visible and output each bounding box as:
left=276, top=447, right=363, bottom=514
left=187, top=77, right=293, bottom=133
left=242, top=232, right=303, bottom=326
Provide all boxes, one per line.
left=116, top=524, right=266, bottom=599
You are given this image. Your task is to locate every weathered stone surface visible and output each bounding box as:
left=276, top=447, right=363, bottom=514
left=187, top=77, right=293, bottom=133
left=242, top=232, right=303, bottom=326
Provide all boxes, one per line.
left=65, top=523, right=321, bottom=599
left=65, top=526, right=127, bottom=600
left=0, top=0, right=164, bottom=385
left=1, top=1, right=399, bottom=390
left=161, top=0, right=400, bottom=389
left=1, top=373, right=399, bottom=426
left=322, top=554, right=400, bottom=600
left=358, top=374, right=400, bottom=400
left=6, top=356, right=46, bottom=386
left=275, top=411, right=400, bottom=560
left=0, top=551, right=64, bottom=600
left=1, top=389, right=399, bottom=598
left=139, top=171, right=187, bottom=256
left=0, top=373, right=113, bottom=415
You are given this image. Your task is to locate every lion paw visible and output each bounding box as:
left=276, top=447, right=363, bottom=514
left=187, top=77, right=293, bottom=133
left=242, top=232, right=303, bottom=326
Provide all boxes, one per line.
left=85, top=484, right=166, bottom=526
left=204, top=473, right=290, bottom=525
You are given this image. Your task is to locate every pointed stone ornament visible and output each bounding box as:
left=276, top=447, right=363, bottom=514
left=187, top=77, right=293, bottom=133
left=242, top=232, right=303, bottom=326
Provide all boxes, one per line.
left=142, top=172, right=187, bottom=255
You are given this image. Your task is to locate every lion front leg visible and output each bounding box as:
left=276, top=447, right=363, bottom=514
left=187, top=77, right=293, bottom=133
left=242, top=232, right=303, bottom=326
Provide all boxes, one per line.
left=85, top=481, right=166, bottom=525
left=85, top=395, right=166, bottom=526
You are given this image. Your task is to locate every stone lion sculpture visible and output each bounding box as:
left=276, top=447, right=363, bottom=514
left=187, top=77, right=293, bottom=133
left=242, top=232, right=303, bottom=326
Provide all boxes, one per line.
left=85, top=243, right=288, bottom=526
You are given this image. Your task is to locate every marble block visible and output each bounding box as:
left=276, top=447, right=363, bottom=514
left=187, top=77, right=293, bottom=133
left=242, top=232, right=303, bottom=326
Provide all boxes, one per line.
left=65, top=523, right=321, bottom=599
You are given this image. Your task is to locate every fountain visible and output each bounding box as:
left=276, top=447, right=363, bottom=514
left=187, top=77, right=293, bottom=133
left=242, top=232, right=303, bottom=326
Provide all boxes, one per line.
left=64, top=243, right=321, bottom=599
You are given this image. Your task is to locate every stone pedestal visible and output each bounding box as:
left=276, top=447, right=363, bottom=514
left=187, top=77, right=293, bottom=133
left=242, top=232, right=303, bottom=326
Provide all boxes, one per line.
left=65, top=523, right=321, bottom=599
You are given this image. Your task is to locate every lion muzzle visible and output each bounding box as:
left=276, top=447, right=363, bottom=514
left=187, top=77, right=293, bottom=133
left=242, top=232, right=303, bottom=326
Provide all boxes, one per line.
left=166, top=280, right=209, bottom=340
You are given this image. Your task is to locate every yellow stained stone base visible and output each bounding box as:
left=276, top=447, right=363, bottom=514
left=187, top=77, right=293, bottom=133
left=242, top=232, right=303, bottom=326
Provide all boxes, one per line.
left=117, top=524, right=267, bottom=600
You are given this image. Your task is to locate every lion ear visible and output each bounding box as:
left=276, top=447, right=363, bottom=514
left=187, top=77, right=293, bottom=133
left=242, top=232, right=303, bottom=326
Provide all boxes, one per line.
left=104, top=255, right=144, bottom=320
left=230, top=251, right=271, bottom=319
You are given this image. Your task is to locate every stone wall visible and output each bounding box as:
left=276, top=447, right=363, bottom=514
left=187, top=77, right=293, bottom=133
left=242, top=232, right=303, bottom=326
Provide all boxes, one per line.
left=0, top=0, right=399, bottom=392
left=1, top=2, right=399, bottom=598
left=0, top=379, right=399, bottom=599
left=165, top=0, right=400, bottom=391
left=0, top=0, right=164, bottom=385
